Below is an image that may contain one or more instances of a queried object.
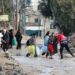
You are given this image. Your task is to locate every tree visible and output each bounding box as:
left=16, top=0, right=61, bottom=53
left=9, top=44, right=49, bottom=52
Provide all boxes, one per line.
left=39, top=0, right=75, bottom=36
left=0, top=0, right=13, bottom=27
left=38, top=0, right=53, bottom=34
left=50, top=0, right=75, bottom=36
left=38, top=0, right=52, bottom=18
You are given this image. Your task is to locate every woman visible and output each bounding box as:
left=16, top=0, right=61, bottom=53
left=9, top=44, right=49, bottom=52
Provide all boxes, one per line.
left=44, top=31, right=50, bottom=46
left=9, top=29, right=14, bottom=48
left=41, top=31, right=50, bottom=57
left=15, top=29, right=22, bottom=49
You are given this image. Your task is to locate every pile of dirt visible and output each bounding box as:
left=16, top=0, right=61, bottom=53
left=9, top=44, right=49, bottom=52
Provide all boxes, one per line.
left=69, top=33, right=75, bottom=47
left=0, top=52, right=25, bottom=75
left=67, top=34, right=75, bottom=52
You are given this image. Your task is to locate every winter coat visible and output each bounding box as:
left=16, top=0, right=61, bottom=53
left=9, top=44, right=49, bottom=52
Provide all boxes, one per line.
left=57, top=33, right=68, bottom=44
left=44, top=36, right=49, bottom=46
left=15, top=31, right=22, bottom=42
left=2, top=32, right=9, bottom=43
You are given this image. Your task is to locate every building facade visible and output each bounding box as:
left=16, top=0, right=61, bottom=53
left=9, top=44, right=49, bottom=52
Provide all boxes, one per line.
left=13, top=0, right=58, bottom=37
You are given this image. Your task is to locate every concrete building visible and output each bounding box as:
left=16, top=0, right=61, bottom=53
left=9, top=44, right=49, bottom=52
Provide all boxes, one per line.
left=24, top=0, right=58, bottom=37
left=18, top=0, right=44, bottom=36
left=13, top=0, right=58, bottom=37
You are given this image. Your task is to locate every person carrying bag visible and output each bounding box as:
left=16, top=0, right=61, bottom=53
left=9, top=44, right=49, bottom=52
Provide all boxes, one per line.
left=26, top=35, right=36, bottom=57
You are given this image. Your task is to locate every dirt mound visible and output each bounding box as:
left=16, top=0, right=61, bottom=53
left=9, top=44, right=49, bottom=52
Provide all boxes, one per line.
left=0, top=52, right=25, bottom=75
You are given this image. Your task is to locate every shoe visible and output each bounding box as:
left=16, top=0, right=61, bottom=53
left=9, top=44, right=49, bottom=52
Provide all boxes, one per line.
left=48, top=56, right=53, bottom=59
left=60, top=55, right=63, bottom=59
left=50, top=57, right=53, bottom=59
left=60, top=56, right=63, bottom=59
left=72, top=55, right=75, bottom=57
left=34, top=55, right=37, bottom=57
left=42, top=52, right=45, bottom=55
left=26, top=53, right=30, bottom=57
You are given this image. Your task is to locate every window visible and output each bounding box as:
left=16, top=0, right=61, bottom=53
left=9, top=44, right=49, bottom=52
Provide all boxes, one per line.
left=35, top=18, right=38, bottom=23
left=50, top=19, right=56, bottom=29
left=50, top=24, right=56, bottom=29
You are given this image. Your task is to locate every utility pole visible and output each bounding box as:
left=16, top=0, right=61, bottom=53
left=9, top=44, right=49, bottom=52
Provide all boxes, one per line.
left=2, top=0, right=5, bottom=28
left=2, top=0, right=4, bottom=14
left=15, top=0, right=18, bottom=31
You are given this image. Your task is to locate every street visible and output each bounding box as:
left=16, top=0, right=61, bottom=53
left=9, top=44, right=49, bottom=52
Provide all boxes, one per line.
left=7, top=44, right=75, bottom=75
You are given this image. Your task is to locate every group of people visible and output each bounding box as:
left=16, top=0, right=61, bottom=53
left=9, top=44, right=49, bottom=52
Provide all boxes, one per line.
left=44, top=31, right=74, bottom=59
left=0, top=28, right=22, bottom=53
left=0, top=28, right=74, bottom=59
left=26, top=31, right=74, bottom=59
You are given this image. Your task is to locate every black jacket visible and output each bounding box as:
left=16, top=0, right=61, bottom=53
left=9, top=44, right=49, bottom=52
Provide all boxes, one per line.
left=15, top=31, right=22, bottom=42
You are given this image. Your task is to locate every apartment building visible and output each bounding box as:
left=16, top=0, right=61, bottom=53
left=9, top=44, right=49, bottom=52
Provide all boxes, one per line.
left=13, top=0, right=58, bottom=37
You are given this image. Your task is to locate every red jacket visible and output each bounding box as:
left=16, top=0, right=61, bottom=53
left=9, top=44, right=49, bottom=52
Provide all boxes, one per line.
left=57, top=33, right=67, bottom=44
left=48, top=44, right=54, bottom=53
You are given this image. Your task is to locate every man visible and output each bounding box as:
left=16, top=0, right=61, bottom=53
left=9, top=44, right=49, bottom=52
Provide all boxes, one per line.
left=15, top=29, right=22, bottom=49
left=54, top=32, right=74, bottom=59
left=9, top=29, right=13, bottom=48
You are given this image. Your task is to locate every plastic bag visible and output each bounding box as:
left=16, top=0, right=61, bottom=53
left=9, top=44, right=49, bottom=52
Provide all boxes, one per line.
left=57, top=44, right=60, bottom=50
left=12, top=37, right=17, bottom=45
left=41, top=44, right=48, bottom=53
left=36, top=46, right=42, bottom=56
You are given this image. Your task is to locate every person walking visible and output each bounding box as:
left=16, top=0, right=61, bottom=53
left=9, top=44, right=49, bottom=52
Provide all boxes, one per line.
left=2, top=29, right=9, bottom=52
left=15, top=29, right=22, bottom=49
left=9, top=29, right=14, bottom=48
left=26, top=34, right=36, bottom=57
left=43, top=31, right=50, bottom=57
left=44, top=31, right=50, bottom=46
left=57, top=32, right=74, bottom=59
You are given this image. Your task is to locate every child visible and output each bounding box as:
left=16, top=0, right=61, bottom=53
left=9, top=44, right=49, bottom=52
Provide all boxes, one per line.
left=26, top=35, right=36, bottom=57
left=47, top=34, right=54, bottom=59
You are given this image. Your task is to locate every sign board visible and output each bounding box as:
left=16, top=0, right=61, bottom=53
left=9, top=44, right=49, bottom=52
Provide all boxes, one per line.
left=0, top=15, right=9, bottom=21
left=25, top=26, right=44, bottom=30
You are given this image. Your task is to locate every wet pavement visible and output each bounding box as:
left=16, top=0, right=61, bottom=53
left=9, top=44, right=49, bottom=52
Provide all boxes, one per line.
left=1, top=37, right=75, bottom=75
left=7, top=44, right=75, bottom=75
left=11, top=55, right=75, bottom=75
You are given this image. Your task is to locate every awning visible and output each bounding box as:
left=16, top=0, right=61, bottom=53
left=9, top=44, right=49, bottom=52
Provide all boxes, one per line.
left=25, top=26, right=44, bottom=30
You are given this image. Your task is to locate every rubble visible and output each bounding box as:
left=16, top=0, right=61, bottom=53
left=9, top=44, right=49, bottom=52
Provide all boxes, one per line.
left=0, top=52, right=25, bottom=75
